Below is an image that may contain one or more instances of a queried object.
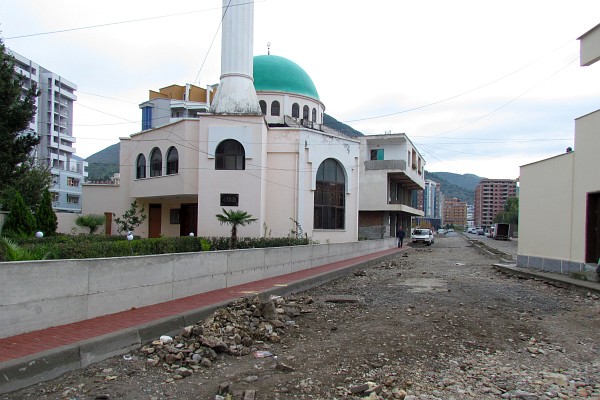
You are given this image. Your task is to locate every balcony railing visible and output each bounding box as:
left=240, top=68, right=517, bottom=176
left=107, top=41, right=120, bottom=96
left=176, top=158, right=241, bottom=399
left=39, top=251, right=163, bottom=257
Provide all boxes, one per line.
left=364, top=159, right=407, bottom=171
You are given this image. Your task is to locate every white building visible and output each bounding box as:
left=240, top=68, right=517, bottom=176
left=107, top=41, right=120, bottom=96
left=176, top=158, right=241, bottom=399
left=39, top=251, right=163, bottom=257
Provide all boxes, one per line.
left=358, top=134, right=425, bottom=239
left=10, top=50, right=88, bottom=212
left=517, top=23, right=600, bottom=274
left=83, top=0, right=360, bottom=243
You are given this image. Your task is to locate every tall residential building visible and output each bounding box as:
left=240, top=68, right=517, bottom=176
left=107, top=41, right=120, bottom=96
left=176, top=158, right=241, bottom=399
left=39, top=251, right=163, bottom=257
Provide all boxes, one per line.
left=466, top=204, right=475, bottom=228
left=423, top=179, right=442, bottom=218
left=443, top=197, right=467, bottom=227
left=474, top=179, right=517, bottom=228
left=10, top=50, right=87, bottom=212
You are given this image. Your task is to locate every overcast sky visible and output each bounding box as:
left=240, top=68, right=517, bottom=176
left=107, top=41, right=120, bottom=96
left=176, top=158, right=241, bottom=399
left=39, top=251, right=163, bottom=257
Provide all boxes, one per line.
left=2, top=0, right=599, bottom=179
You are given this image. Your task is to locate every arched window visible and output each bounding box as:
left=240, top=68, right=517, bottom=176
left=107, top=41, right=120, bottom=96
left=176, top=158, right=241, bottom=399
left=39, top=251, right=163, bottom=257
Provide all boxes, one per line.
left=136, top=154, right=146, bottom=179
left=303, top=105, right=309, bottom=120
left=259, top=100, right=267, bottom=115
left=292, top=103, right=300, bottom=118
left=311, top=108, right=317, bottom=122
left=150, top=147, right=162, bottom=177
left=215, top=140, right=245, bottom=170
left=314, top=158, right=345, bottom=230
left=271, top=101, right=280, bottom=116
left=166, top=147, right=179, bottom=175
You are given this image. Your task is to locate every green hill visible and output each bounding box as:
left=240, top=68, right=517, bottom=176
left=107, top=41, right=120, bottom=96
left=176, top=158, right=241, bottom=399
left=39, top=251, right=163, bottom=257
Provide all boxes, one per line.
left=425, top=171, right=483, bottom=205
left=86, top=142, right=120, bottom=181
left=323, top=114, right=364, bottom=137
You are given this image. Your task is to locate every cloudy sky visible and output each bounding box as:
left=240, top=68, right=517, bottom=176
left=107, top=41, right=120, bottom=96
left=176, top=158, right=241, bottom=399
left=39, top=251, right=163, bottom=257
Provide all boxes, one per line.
left=2, top=0, right=599, bottom=179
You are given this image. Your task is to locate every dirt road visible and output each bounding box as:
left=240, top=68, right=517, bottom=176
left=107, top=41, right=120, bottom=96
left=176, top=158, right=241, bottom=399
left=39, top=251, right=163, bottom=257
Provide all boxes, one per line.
left=3, top=234, right=600, bottom=399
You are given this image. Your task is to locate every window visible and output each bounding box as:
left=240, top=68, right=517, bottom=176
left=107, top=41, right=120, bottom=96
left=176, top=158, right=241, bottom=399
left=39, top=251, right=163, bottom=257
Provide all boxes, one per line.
left=215, top=140, right=245, bottom=170
left=67, top=194, right=79, bottom=204
left=67, top=177, right=80, bottom=187
left=271, top=101, right=280, bottom=116
left=136, top=154, right=147, bottom=179
left=259, top=100, right=267, bottom=115
left=311, top=108, right=316, bottom=122
left=166, top=147, right=179, bottom=175
left=314, top=158, right=345, bottom=230
left=292, top=103, right=300, bottom=118
left=150, top=148, right=162, bottom=177
left=142, top=107, right=152, bottom=130
left=303, top=105, right=309, bottom=119
left=370, top=149, right=384, bottom=160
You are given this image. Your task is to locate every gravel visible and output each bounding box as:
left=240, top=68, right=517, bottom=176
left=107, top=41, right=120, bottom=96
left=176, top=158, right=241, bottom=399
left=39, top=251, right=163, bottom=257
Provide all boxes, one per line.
left=2, top=233, right=599, bottom=400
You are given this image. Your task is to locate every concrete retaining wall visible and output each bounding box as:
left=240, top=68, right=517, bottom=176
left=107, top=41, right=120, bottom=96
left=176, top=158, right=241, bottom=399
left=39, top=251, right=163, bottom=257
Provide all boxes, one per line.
left=516, top=254, right=598, bottom=279
left=0, top=239, right=395, bottom=339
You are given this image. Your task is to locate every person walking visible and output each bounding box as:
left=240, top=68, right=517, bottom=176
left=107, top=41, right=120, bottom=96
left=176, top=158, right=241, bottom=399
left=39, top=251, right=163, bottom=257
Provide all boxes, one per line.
left=396, top=226, right=405, bottom=248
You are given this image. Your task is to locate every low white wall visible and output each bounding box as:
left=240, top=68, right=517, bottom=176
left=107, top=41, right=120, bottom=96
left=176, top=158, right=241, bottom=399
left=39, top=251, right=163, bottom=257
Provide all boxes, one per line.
left=0, top=238, right=395, bottom=338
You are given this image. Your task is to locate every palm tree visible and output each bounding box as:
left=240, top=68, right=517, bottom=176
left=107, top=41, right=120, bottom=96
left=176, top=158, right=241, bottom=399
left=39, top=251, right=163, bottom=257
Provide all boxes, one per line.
left=215, top=209, right=257, bottom=249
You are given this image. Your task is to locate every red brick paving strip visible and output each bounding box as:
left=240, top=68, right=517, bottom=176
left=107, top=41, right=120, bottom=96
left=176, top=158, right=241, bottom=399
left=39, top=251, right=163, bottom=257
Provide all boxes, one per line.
left=0, top=247, right=401, bottom=363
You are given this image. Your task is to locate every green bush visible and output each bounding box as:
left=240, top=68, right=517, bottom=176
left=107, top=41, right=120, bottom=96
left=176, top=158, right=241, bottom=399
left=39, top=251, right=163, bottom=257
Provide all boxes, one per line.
left=0, top=234, right=310, bottom=261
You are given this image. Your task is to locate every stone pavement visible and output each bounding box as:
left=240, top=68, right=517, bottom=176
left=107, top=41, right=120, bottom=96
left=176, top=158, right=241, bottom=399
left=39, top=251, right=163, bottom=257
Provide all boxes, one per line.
left=0, top=246, right=405, bottom=394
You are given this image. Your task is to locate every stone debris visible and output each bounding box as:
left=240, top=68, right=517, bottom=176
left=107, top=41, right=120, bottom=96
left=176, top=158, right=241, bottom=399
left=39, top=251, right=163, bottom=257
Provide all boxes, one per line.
left=140, top=294, right=311, bottom=381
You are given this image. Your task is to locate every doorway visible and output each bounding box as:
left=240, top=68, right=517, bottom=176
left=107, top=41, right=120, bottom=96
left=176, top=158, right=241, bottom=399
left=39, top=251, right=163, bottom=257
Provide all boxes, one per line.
left=180, top=203, right=198, bottom=236
left=585, top=192, right=600, bottom=263
left=148, top=204, right=162, bottom=238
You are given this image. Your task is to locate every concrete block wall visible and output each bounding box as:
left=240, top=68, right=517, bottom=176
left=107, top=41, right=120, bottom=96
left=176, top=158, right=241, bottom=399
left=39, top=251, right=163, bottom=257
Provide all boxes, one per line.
left=0, top=239, right=395, bottom=338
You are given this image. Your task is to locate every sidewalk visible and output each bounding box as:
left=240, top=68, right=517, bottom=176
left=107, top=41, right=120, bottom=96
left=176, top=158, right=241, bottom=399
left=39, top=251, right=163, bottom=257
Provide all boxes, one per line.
left=0, top=246, right=405, bottom=394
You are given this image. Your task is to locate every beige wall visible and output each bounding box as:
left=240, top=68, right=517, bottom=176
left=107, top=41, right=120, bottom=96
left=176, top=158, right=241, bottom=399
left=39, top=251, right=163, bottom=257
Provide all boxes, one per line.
left=518, top=152, right=574, bottom=260
left=519, top=109, right=600, bottom=265
left=580, top=23, right=600, bottom=66
left=571, top=109, right=600, bottom=260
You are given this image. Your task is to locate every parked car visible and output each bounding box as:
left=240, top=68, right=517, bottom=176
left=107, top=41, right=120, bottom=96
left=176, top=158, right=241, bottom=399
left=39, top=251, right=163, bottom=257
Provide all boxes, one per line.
left=467, top=227, right=477, bottom=234
left=477, top=228, right=485, bottom=235
left=412, top=228, right=434, bottom=245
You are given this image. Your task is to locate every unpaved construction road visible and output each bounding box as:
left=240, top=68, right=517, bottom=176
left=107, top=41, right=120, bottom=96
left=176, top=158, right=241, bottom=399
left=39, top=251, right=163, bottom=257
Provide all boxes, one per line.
left=3, top=233, right=600, bottom=399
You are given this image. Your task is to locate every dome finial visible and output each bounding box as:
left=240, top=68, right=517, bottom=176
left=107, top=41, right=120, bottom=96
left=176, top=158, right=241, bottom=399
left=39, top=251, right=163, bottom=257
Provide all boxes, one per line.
left=267, top=42, right=271, bottom=55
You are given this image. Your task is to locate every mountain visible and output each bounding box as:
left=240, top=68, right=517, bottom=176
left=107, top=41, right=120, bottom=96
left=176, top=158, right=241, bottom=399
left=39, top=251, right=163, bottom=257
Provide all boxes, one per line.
left=323, top=114, right=364, bottom=137
left=86, top=142, right=120, bottom=181
left=425, top=171, right=483, bottom=205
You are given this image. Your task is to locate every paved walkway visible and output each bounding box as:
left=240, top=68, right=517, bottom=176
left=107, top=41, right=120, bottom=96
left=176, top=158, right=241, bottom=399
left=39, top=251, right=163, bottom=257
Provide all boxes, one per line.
left=0, top=246, right=406, bottom=394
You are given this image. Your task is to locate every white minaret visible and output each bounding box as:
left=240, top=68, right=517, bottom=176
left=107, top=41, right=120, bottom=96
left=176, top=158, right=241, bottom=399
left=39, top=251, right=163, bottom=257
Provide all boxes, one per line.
left=209, top=0, right=262, bottom=115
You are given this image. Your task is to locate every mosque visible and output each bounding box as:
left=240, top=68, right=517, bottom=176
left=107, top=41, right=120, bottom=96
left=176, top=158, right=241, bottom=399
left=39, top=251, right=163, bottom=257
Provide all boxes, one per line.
left=83, top=0, right=362, bottom=243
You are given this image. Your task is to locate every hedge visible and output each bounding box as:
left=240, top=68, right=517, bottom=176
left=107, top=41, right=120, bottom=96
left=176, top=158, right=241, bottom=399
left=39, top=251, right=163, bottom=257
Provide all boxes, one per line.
left=0, top=235, right=311, bottom=262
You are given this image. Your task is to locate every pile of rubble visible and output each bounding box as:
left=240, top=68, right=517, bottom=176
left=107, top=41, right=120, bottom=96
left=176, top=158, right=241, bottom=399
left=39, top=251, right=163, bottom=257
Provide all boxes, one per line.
left=139, top=295, right=312, bottom=382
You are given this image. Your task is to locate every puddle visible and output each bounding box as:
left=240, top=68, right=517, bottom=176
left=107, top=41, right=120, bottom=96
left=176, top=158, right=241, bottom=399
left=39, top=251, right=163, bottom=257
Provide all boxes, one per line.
left=397, top=278, right=447, bottom=293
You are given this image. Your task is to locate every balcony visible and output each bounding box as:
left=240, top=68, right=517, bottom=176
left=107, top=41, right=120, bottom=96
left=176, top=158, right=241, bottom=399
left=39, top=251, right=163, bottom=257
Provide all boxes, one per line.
left=364, top=159, right=406, bottom=171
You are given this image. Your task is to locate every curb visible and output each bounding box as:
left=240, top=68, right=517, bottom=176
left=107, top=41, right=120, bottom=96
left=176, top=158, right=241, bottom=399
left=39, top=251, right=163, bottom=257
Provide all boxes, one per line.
left=0, top=249, right=403, bottom=395
left=492, top=263, right=600, bottom=295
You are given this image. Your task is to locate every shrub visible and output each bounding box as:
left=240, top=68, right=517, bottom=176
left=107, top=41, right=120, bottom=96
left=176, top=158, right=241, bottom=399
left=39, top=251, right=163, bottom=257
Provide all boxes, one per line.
left=75, top=214, right=105, bottom=234
left=2, top=192, right=36, bottom=238
left=35, top=189, right=57, bottom=236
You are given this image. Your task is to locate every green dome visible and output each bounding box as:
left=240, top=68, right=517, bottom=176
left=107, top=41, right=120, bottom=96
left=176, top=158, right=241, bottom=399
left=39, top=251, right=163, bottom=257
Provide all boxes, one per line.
left=253, top=55, right=320, bottom=100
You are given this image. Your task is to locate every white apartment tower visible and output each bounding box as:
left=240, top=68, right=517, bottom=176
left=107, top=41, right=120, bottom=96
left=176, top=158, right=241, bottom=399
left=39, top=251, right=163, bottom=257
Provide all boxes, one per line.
left=10, top=50, right=87, bottom=212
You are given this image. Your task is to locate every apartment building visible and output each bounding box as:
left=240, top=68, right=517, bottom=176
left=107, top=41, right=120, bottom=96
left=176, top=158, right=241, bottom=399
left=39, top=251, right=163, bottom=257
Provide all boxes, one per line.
left=474, top=179, right=517, bottom=229
left=10, top=50, right=87, bottom=212
left=443, top=197, right=467, bottom=227
left=358, top=134, right=425, bottom=239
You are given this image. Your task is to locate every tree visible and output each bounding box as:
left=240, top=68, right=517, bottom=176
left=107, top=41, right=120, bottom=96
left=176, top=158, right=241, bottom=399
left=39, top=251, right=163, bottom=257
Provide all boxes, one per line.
left=493, top=196, right=519, bottom=226
left=113, top=200, right=146, bottom=236
left=35, top=189, right=58, bottom=236
left=0, top=157, right=52, bottom=211
left=76, top=214, right=105, bottom=234
left=216, top=209, right=257, bottom=249
left=2, top=191, right=36, bottom=238
left=0, top=38, right=40, bottom=201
